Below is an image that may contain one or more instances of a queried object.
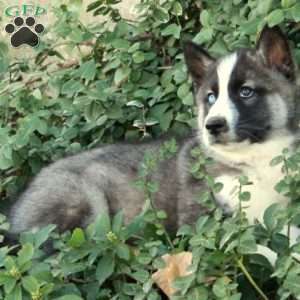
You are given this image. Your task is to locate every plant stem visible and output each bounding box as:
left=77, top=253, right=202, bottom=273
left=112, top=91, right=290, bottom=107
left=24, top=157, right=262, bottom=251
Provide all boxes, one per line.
left=236, top=258, right=269, bottom=300
left=163, top=227, right=174, bottom=250
left=238, top=184, right=243, bottom=248
left=148, top=194, right=174, bottom=250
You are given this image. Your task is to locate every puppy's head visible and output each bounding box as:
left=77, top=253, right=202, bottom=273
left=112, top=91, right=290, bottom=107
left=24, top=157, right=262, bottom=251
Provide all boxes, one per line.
left=184, top=26, right=298, bottom=147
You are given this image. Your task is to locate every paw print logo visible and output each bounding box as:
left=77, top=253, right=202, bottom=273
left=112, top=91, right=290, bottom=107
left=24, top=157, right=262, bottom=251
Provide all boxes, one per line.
left=5, top=16, right=45, bottom=48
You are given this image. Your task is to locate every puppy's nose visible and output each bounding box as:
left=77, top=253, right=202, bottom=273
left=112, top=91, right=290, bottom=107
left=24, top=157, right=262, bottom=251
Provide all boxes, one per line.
left=205, top=117, right=228, bottom=135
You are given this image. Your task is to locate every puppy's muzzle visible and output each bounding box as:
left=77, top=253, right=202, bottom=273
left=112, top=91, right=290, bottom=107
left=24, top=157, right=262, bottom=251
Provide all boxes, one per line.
left=205, top=117, right=229, bottom=136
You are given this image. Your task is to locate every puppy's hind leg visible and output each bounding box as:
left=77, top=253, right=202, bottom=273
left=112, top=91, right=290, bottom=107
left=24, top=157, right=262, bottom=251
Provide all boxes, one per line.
left=9, top=170, right=109, bottom=235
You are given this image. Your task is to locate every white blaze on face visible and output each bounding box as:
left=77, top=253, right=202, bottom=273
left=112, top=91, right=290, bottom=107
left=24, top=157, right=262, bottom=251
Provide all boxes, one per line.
left=203, top=53, right=239, bottom=144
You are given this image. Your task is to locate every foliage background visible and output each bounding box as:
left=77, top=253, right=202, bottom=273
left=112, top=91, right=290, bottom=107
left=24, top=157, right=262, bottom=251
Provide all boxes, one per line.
left=1, top=0, right=300, bottom=299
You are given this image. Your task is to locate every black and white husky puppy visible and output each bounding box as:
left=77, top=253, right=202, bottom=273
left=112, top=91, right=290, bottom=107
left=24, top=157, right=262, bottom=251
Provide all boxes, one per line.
left=6, top=26, right=300, bottom=261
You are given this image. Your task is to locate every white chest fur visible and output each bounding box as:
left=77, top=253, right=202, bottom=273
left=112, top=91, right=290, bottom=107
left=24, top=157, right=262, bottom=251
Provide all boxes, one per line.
left=206, top=133, right=294, bottom=224
left=215, top=163, right=287, bottom=224
left=206, top=133, right=300, bottom=265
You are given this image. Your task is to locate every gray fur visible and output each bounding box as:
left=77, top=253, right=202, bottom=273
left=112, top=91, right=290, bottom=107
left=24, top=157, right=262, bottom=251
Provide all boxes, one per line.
left=10, top=136, right=210, bottom=234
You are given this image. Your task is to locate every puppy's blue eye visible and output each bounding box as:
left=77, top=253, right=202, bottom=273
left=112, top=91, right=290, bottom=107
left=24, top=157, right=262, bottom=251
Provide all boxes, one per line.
left=240, top=86, right=254, bottom=99
left=207, top=92, right=216, bottom=105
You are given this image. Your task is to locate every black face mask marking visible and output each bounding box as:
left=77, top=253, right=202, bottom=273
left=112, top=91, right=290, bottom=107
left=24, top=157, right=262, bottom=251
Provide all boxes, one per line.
left=228, top=50, right=271, bottom=143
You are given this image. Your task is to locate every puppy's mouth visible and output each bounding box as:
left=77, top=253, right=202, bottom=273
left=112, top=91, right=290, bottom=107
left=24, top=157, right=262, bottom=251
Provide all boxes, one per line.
left=236, top=125, right=271, bottom=143
left=206, top=132, right=236, bottom=145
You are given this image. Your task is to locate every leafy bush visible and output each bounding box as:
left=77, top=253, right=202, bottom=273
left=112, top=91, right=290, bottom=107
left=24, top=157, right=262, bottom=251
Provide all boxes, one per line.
left=1, top=0, right=300, bottom=299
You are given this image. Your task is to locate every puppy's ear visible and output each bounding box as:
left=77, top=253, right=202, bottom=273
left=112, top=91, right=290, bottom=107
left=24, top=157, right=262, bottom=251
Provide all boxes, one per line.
left=183, top=41, right=215, bottom=88
left=256, top=26, right=295, bottom=81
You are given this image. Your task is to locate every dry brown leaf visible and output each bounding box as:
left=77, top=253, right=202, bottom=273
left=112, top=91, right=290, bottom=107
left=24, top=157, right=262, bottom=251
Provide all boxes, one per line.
left=152, top=251, right=193, bottom=298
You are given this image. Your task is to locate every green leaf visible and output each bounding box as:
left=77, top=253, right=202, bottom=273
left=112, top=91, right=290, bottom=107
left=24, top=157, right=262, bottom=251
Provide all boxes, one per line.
left=239, top=191, right=251, bottom=202
left=220, top=222, right=238, bottom=249
left=195, top=216, right=209, bottom=234
left=114, top=66, right=131, bottom=85
left=0, top=150, right=13, bottom=170
left=266, top=9, right=285, bottom=26
left=33, top=225, right=56, bottom=248
left=213, top=182, right=224, bottom=193
left=132, top=51, right=145, bottom=63
left=212, top=277, right=228, bottom=298
left=21, top=276, right=39, bottom=293
left=112, top=211, right=124, bottom=234
left=127, top=100, right=144, bottom=108
left=30, top=116, right=48, bottom=135
left=103, top=59, right=121, bottom=73
left=5, top=285, right=22, bottom=300
left=78, top=60, right=97, bottom=81
left=284, top=273, right=300, bottom=296
left=275, top=179, right=289, bottom=194
left=53, top=296, right=83, bottom=300
left=40, top=283, right=54, bottom=296
left=87, top=1, right=101, bottom=12
left=281, top=0, right=297, bottom=8
left=273, top=256, right=293, bottom=278
left=172, top=2, right=183, bottom=16
left=289, top=3, right=300, bottom=21
left=107, top=105, right=123, bottom=119
left=177, top=83, right=190, bottom=100
left=200, top=10, right=210, bottom=27
left=116, top=243, right=130, bottom=261
left=193, top=28, right=214, bottom=44
left=123, top=214, right=145, bottom=239
left=187, top=287, right=208, bottom=300
left=239, top=230, right=257, bottom=254
left=112, top=39, right=130, bottom=49
left=177, top=224, right=193, bottom=236
left=4, top=276, right=17, bottom=294
left=263, top=203, right=283, bottom=232
left=182, top=92, right=194, bottom=106
left=238, top=176, right=250, bottom=186
left=122, top=283, right=141, bottom=295
left=159, top=110, right=173, bottom=131
left=257, top=0, right=273, bottom=14
left=96, top=115, right=108, bottom=126
left=17, top=244, right=34, bottom=267
left=96, top=253, right=115, bottom=286
left=270, top=155, right=284, bottom=166
left=4, top=257, right=16, bottom=271
left=172, top=274, right=195, bottom=295
left=68, top=228, right=86, bottom=248
left=94, top=213, right=111, bottom=238
left=157, top=210, right=167, bottom=220
left=161, top=24, right=182, bottom=39
left=154, top=7, right=169, bottom=23
left=61, top=79, right=85, bottom=97
left=131, top=270, right=149, bottom=283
